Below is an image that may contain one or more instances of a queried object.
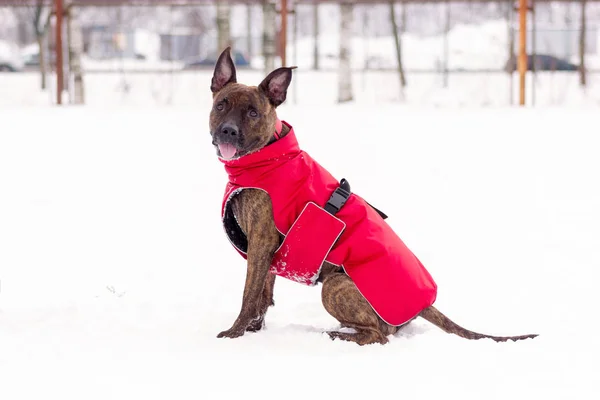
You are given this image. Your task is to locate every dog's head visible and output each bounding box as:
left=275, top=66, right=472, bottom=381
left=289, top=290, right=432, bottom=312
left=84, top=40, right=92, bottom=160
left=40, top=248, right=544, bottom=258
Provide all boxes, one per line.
left=209, top=47, right=295, bottom=160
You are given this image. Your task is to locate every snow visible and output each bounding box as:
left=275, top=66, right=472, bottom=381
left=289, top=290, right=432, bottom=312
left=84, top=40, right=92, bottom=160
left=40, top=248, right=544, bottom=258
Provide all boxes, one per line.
left=1, top=103, right=599, bottom=399
left=3, top=69, right=600, bottom=108
left=289, top=19, right=513, bottom=71
left=81, top=56, right=185, bottom=72
left=3, top=10, right=599, bottom=108
left=0, top=39, right=23, bottom=70
left=289, top=17, right=600, bottom=71
left=3, top=13, right=600, bottom=107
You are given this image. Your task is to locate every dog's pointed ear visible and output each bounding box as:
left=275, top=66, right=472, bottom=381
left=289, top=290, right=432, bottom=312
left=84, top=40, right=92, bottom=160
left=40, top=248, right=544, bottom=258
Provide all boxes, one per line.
left=258, top=67, right=296, bottom=107
left=211, top=47, right=237, bottom=93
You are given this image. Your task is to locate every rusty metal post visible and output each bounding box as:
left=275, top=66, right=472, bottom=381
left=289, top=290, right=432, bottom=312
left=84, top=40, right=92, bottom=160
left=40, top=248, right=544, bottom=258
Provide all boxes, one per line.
left=518, top=0, right=527, bottom=106
left=281, top=0, right=288, bottom=66
left=55, top=0, right=64, bottom=105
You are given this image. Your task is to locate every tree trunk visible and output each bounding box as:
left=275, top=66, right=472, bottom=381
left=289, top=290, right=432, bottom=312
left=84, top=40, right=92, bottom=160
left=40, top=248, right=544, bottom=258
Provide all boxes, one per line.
left=216, top=0, right=231, bottom=52
left=262, top=0, right=277, bottom=73
left=17, top=19, right=30, bottom=46
left=565, top=3, right=572, bottom=58
left=67, top=6, right=84, bottom=104
left=246, top=4, right=253, bottom=58
left=517, top=0, right=527, bottom=106
left=389, top=0, right=406, bottom=96
left=292, top=9, right=298, bottom=103
left=579, top=0, right=587, bottom=87
left=442, top=0, right=450, bottom=88
left=338, top=3, right=353, bottom=103
left=313, top=4, right=319, bottom=70
left=531, top=0, right=536, bottom=105
left=55, top=0, right=65, bottom=105
left=37, top=34, right=47, bottom=90
left=401, top=1, right=407, bottom=76
left=507, top=0, right=514, bottom=104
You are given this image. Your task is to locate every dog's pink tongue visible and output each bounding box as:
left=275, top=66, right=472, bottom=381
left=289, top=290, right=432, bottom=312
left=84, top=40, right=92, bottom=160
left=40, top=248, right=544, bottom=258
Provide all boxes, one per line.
left=219, top=143, right=237, bottom=160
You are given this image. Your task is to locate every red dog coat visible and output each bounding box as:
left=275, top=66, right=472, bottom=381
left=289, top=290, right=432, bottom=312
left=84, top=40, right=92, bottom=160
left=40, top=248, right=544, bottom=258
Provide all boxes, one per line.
left=220, top=121, right=437, bottom=326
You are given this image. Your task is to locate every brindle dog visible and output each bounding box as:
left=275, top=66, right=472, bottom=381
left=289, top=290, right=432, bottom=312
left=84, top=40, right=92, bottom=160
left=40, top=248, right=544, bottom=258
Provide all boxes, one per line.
left=209, top=47, right=537, bottom=345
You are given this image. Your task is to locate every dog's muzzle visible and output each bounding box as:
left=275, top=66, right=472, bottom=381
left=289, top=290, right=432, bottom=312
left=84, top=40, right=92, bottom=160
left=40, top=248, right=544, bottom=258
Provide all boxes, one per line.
left=214, top=123, right=241, bottom=160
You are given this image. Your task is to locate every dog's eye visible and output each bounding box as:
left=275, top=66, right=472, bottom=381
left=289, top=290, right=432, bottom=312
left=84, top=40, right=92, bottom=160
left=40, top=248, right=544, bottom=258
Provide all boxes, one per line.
left=216, top=102, right=225, bottom=111
left=248, top=110, right=259, bottom=118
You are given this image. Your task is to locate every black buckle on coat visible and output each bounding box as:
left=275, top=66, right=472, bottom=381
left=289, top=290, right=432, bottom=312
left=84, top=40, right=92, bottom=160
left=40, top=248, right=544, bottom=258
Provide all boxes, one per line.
left=325, top=178, right=351, bottom=215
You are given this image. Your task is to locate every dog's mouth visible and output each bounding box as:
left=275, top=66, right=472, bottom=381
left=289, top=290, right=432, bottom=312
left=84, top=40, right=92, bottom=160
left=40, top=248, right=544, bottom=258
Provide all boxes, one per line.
left=217, top=143, right=238, bottom=160
left=214, top=136, right=266, bottom=161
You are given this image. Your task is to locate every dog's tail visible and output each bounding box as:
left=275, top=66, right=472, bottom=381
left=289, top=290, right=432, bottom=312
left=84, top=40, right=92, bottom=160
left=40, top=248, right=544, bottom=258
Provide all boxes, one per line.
left=419, top=306, right=538, bottom=342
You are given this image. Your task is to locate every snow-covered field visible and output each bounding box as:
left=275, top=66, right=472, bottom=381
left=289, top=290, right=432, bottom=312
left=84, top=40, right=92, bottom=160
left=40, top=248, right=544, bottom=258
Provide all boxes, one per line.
left=3, top=8, right=600, bottom=107
left=3, top=11, right=600, bottom=107
left=1, top=102, right=599, bottom=399
left=3, top=69, right=600, bottom=108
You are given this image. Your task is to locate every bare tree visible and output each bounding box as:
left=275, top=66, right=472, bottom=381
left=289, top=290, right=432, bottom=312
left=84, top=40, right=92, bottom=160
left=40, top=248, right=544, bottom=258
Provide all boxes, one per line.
left=66, top=5, right=84, bottom=104
left=263, top=0, right=277, bottom=73
left=20, top=1, right=53, bottom=90
left=389, top=0, right=406, bottom=99
left=216, top=0, right=231, bottom=52
left=185, top=7, right=211, bottom=36
left=506, top=0, right=514, bottom=105
left=442, top=0, right=450, bottom=88
left=247, top=4, right=253, bottom=58
left=579, top=0, right=587, bottom=87
left=338, top=2, right=353, bottom=103
left=313, top=3, right=319, bottom=70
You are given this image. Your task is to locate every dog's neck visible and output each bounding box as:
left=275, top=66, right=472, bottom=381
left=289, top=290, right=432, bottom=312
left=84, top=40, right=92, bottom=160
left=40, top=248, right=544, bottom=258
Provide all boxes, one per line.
left=271, top=119, right=290, bottom=144
left=274, top=119, right=283, bottom=140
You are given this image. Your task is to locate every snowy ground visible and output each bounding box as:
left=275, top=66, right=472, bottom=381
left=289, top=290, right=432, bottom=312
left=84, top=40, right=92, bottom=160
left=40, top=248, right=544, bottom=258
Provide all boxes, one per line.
left=1, top=104, right=599, bottom=399
left=3, top=69, right=600, bottom=108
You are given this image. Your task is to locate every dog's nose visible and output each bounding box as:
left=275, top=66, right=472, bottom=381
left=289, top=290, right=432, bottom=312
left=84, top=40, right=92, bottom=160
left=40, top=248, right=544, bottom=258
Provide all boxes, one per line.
left=220, top=124, right=239, bottom=137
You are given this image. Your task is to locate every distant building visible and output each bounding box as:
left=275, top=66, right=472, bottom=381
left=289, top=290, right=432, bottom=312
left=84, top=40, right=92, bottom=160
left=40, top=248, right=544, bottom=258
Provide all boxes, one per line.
left=159, top=29, right=203, bottom=61
left=85, top=26, right=160, bottom=60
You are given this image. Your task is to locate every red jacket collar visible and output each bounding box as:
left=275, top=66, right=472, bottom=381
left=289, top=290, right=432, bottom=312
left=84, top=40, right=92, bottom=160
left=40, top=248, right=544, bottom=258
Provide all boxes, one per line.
left=220, top=121, right=300, bottom=182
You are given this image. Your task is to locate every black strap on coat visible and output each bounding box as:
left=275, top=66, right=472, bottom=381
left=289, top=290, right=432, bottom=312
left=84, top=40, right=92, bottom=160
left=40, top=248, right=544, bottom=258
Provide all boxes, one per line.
left=324, top=178, right=388, bottom=220
left=324, top=178, right=351, bottom=215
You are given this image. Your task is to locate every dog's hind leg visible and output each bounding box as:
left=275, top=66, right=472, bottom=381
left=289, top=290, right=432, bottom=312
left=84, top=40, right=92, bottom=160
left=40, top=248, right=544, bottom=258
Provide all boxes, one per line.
left=321, top=272, right=398, bottom=345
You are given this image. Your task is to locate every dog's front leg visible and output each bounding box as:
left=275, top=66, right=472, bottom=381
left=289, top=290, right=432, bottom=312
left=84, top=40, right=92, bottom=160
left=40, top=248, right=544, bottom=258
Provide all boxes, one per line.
left=245, top=271, right=276, bottom=332
left=217, top=190, right=279, bottom=339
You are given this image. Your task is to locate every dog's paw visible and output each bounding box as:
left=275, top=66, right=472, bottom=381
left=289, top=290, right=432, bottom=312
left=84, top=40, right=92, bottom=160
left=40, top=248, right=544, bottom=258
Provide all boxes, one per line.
left=245, top=316, right=265, bottom=332
left=327, top=330, right=389, bottom=346
left=217, top=327, right=246, bottom=339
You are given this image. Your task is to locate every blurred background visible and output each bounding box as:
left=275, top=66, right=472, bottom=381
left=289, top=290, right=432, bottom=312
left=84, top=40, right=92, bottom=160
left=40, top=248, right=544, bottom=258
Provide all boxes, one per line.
left=0, top=0, right=599, bottom=107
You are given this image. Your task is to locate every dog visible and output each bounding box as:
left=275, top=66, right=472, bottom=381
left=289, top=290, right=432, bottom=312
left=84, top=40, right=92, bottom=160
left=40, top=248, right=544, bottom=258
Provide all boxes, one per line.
left=209, top=47, right=537, bottom=345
